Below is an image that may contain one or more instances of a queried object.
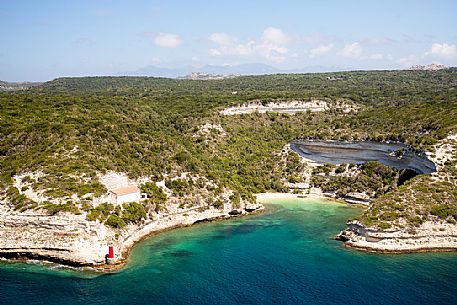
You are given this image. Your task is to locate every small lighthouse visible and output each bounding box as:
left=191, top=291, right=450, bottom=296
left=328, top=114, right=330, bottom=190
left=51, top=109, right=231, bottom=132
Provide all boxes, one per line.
left=108, top=246, right=114, bottom=259
left=105, top=246, right=116, bottom=265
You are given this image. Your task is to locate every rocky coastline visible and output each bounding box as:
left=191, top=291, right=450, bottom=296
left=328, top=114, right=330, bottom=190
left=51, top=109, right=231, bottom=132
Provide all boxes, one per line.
left=288, top=134, right=457, bottom=254
left=335, top=134, right=457, bottom=253
left=1, top=133, right=455, bottom=271
left=336, top=220, right=457, bottom=253
left=0, top=200, right=263, bottom=271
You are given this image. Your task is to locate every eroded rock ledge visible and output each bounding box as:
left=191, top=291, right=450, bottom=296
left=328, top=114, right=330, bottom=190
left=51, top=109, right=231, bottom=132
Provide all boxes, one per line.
left=336, top=220, right=457, bottom=253
left=220, top=99, right=358, bottom=115
left=0, top=201, right=263, bottom=269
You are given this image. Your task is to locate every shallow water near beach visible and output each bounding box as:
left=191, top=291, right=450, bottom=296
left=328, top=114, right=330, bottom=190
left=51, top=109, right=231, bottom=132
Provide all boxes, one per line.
left=1, top=198, right=456, bottom=305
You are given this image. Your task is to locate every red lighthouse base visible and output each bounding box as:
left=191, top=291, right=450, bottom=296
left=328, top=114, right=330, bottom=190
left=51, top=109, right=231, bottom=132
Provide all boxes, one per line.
left=105, top=246, right=116, bottom=265
left=108, top=246, right=114, bottom=259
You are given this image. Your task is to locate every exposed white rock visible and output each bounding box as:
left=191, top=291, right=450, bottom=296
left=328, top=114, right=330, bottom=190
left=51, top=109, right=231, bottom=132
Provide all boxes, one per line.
left=0, top=202, right=114, bottom=265
left=338, top=134, right=457, bottom=252
left=339, top=220, right=457, bottom=252
left=0, top=192, right=263, bottom=267
left=99, top=171, right=137, bottom=191
left=13, top=173, right=45, bottom=204
left=409, top=64, right=449, bottom=71
left=427, top=133, right=456, bottom=182
left=1, top=169, right=263, bottom=267
left=220, top=99, right=358, bottom=115
left=193, top=123, right=227, bottom=140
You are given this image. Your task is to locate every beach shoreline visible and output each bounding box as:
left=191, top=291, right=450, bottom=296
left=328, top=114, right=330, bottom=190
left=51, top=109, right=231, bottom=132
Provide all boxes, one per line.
left=2, top=190, right=456, bottom=273
left=255, top=192, right=338, bottom=202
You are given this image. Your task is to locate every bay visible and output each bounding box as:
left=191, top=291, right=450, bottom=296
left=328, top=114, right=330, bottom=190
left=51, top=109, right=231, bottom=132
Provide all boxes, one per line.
left=0, top=198, right=456, bottom=305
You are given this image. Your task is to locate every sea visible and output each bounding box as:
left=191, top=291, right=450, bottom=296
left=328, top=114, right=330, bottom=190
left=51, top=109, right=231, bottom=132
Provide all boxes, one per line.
left=0, top=198, right=456, bottom=305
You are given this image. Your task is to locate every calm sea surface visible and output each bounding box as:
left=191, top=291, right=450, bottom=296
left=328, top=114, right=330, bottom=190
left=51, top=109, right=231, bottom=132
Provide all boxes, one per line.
left=1, top=198, right=456, bottom=305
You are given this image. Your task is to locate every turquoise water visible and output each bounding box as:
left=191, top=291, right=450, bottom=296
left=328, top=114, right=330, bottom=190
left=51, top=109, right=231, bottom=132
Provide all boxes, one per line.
left=1, top=198, right=456, bottom=304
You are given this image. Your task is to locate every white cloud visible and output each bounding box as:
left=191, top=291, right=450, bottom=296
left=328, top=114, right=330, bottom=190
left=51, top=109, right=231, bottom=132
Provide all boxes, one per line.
left=208, top=27, right=289, bottom=63
left=301, top=33, right=334, bottom=45
left=154, top=33, right=181, bottom=48
left=151, top=57, right=161, bottom=64
left=341, top=42, right=363, bottom=59
left=368, top=53, right=384, bottom=60
left=209, top=33, right=235, bottom=46
left=256, top=43, right=288, bottom=62
left=209, top=48, right=222, bottom=56
left=261, top=27, right=289, bottom=45
left=309, top=43, right=334, bottom=58
left=363, top=37, right=396, bottom=45
left=428, top=43, right=457, bottom=59
left=75, top=37, right=95, bottom=47
left=396, top=54, right=420, bottom=67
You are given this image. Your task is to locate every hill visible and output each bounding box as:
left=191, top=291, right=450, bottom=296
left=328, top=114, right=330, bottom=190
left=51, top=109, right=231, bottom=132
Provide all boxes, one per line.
left=1, top=70, right=457, bottom=265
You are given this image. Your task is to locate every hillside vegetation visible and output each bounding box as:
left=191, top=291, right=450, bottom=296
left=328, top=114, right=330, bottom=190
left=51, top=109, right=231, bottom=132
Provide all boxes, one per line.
left=1, top=70, right=457, bottom=228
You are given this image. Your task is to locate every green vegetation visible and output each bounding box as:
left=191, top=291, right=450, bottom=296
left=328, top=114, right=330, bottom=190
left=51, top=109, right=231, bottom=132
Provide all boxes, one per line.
left=42, top=201, right=81, bottom=215
left=358, top=174, right=457, bottom=228
left=105, top=214, right=126, bottom=229
left=0, top=70, right=456, bottom=230
left=121, top=202, right=147, bottom=224
left=5, top=187, right=37, bottom=212
left=86, top=203, right=114, bottom=222
left=312, top=161, right=400, bottom=198
left=140, top=182, right=167, bottom=205
left=85, top=201, right=147, bottom=228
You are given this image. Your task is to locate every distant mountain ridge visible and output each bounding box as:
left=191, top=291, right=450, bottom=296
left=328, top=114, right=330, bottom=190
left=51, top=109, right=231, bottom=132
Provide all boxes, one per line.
left=118, top=63, right=345, bottom=78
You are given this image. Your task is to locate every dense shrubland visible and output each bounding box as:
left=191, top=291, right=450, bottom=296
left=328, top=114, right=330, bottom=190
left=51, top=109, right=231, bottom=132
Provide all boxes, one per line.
left=0, top=70, right=456, bottom=228
left=311, top=161, right=402, bottom=198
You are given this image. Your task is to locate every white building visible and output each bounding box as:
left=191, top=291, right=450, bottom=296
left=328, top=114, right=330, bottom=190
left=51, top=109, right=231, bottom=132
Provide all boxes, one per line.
left=109, top=185, right=141, bottom=204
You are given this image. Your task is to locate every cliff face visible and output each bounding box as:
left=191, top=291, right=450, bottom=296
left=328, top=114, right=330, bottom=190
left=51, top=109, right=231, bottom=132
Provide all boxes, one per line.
left=0, top=195, right=263, bottom=267
left=220, top=98, right=358, bottom=115
left=336, top=134, right=457, bottom=252
left=0, top=204, right=112, bottom=266
left=0, top=168, right=265, bottom=267
left=337, top=220, right=457, bottom=253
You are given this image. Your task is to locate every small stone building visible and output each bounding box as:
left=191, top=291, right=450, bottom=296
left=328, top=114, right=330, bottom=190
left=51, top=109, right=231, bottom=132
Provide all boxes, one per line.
left=109, top=185, right=141, bottom=204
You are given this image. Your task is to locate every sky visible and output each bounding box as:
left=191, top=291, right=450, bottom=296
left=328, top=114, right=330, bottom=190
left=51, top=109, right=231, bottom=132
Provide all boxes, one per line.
left=1, top=0, right=457, bottom=81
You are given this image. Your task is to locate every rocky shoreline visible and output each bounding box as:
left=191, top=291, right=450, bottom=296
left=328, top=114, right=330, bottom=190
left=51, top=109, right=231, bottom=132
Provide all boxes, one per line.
left=335, top=219, right=457, bottom=253
left=0, top=202, right=264, bottom=272
left=2, top=133, right=455, bottom=271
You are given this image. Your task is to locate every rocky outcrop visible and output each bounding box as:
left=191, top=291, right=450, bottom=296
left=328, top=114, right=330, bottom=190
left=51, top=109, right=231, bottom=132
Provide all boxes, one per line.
left=335, top=134, right=457, bottom=253
left=409, top=64, right=449, bottom=71
left=342, top=192, right=371, bottom=205
left=336, top=220, right=457, bottom=253
left=220, top=99, right=358, bottom=115
left=0, top=80, right=43, bottom=91
left=177, top=72, right=240, bottom=80
left=0, top=197, right=263, bottom=269
left=0, top=204, right=116, bottom=266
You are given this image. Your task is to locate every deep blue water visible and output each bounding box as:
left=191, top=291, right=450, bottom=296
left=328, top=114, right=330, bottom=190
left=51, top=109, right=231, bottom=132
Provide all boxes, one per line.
left=1, top=198, right=456, bottom=305
left=290, top=140, right=436, bottom=174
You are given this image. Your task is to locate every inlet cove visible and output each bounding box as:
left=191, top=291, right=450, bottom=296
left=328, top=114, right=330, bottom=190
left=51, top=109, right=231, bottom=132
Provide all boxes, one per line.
left=2, top=1, right=457, bottom=304
left=1, top=70, right=457, bottom=304
left=1, top=198, right=456, bottom=305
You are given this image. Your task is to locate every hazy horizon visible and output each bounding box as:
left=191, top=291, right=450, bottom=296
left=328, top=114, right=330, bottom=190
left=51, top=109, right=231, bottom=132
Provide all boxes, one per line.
left=1, top=0, right=457, bottom=81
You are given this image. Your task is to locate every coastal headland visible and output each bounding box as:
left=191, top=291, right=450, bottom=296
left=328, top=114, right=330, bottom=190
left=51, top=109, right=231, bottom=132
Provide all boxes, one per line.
left=1, top=71, right=457, bottom=269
